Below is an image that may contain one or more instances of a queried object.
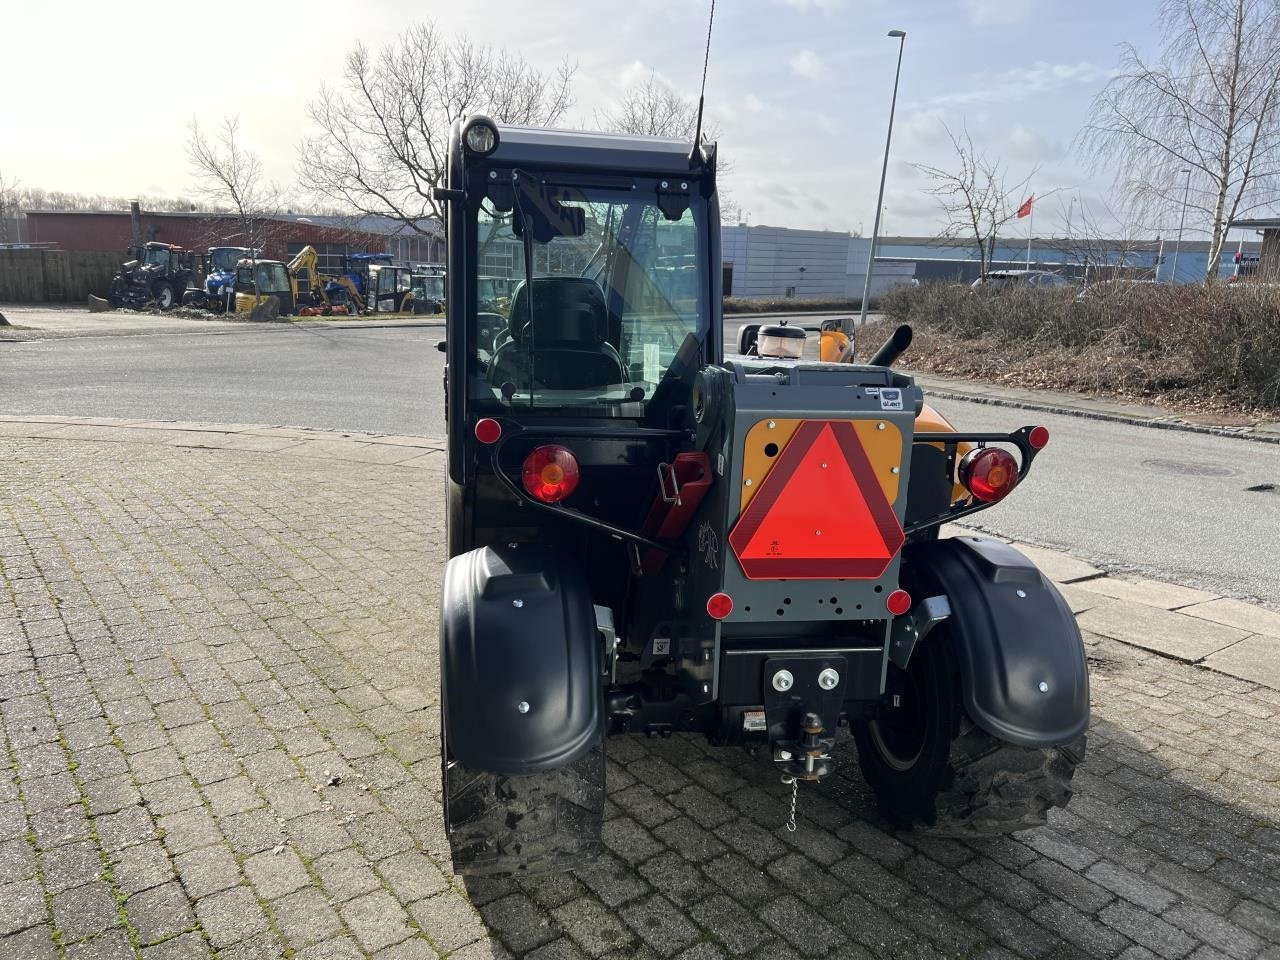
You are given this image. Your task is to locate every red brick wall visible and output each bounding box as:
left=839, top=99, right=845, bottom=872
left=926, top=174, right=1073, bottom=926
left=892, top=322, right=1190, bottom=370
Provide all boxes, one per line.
left=25, top=212, right=387, bottom=261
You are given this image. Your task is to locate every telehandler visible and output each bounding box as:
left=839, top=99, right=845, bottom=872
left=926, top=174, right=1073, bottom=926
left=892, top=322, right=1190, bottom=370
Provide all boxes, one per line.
left=436, top=116, right=1088, bottom=876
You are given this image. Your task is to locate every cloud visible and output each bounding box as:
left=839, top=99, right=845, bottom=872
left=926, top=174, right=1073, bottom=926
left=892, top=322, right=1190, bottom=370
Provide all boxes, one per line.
left=923, top=60, right=1112, bottom=108
left=789, top=49, right=827, bottom=81
left=963, top=0, right=1036, bottom=25
left=773, top=0, right=846, bottom=11
left=1005, top=125, right=1067, bottom=164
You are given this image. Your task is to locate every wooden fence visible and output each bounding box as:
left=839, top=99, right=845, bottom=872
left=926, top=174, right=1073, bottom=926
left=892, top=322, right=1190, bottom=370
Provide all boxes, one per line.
left=0, top=249, right=121, bottom=303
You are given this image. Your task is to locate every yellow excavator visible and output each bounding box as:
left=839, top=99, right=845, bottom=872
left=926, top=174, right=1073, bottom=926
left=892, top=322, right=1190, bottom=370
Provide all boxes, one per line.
left=287, top=246, right=367, bottom=314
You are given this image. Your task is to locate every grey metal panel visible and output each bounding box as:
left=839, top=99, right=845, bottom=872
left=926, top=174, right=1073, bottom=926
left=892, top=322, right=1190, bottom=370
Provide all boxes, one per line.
left=490, top=124, right=703, bottom=175
left=716, top=362, right=921, bottom=629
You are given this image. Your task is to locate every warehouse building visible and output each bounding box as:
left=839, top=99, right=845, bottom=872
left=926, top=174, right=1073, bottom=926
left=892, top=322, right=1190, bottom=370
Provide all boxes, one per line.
left=720, top=224, right=913, bottom=300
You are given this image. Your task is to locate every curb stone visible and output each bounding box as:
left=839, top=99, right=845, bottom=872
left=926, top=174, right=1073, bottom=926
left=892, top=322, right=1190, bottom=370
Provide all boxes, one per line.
left=912, top=374, right=1280, bottom=446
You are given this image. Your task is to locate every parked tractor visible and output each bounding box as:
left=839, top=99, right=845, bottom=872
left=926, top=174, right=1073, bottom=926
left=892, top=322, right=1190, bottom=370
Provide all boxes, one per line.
left=411, top=266, right=446, bottom=314
left=436, top=117, right=1089, bottom=876
left=183, top=246, right=258, bottom=312
left=107, top=242, right=197, bottom=310
left=231, top=258, right=295, bottom=316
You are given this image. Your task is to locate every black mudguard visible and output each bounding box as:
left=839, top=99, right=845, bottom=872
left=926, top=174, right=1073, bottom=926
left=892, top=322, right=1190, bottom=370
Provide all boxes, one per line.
left=440, top=544, right=601, bottom=775
left=904, top=536, right=1089, bottom=748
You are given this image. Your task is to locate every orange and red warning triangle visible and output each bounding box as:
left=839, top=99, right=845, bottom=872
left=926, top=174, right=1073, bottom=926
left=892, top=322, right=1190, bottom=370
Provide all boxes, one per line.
left=729, top=420, right=905, bottom=580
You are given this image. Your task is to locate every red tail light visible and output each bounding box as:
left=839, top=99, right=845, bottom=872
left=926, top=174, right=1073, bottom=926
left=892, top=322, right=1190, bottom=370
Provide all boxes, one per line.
left=522, top=445, right=580, bottom=503
left=707, top=592, right=734, bottom=620
left=959, top=447, right=1019, bottom=503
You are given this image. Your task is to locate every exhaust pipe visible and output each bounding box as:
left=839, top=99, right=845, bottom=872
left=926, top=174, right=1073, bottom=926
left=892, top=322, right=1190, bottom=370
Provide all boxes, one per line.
left=869, top=324, right=913, bottom=368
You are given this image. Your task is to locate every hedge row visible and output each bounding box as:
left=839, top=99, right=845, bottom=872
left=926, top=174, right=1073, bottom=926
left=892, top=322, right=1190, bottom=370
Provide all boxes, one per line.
left=878, top=282, right=1280, bottom=412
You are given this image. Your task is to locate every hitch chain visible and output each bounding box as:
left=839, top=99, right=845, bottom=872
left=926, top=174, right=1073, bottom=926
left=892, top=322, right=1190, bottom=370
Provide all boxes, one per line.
left=781, top=774, right=799, bottom=832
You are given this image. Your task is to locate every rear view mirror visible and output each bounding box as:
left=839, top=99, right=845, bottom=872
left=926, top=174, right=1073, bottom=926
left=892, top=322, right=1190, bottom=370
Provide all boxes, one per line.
left=512, top=179, right=587, bottom=242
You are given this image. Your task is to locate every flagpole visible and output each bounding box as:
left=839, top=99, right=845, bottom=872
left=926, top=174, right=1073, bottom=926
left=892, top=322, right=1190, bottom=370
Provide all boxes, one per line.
left=1026, top=203, right=1033, bottom=271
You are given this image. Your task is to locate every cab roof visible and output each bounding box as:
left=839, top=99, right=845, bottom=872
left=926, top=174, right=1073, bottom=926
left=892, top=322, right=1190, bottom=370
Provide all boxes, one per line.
left=488, top=124, right=710, bottom=176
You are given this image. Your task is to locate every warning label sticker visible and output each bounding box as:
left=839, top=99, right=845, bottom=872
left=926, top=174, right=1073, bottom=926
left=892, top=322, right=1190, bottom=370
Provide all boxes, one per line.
left=879, top=388, right=903, bottom=410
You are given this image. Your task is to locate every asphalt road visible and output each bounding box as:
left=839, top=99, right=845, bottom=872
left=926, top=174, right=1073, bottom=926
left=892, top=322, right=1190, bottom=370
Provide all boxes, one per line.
left=3, top=318, right=1277, bottom=606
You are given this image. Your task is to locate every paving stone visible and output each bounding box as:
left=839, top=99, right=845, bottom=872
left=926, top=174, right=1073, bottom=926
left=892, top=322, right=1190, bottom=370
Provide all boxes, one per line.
left=1077, top=601, right=1247, bottom=662
left=314, top=846, right=382, bottom=902
left=173, top=843, right=240, bottom=901
left=1203, top=635, right=1280, bottom=689
left=0, top=877, right=48, bottom=935
left=1181, top=598, right=1280, bottom=638
left=1100, top=900, right=1197, bottom=959
left=64, top=929, right=137, bottom=960
left=552, top=895, right=639, bottom=956
left=0, top=924, right=58, bottom=960
left=40, top=840, right=103, bottom=894
left=271, top=886, right=344, bottom=950
left=50, top=881, right=120, bottom=942
left=476, top=901, right=555, bottom=957
left=689, top=893, right=773, bottom=954
left=339, top=889, right=413, bottom=954
left=10, top=429, right=1280, bottom=960
left=193, top=885, right=268, bottom=949
left=407, top=890, right=488, bottom=953
left=621, top=894, right=703, bottom=957
left=140, top=931, right=211, bottom=959
left=1076, top=577, right=1219, bottom=611
left=110, top=840, right=175, bottom=896
left=242, top=846, right=309, bottom=899
left=125, top=880, right=195, bottom=946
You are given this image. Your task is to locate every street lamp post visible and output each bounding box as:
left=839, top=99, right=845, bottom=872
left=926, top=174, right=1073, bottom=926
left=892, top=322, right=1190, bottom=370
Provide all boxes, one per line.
left=1170, top=168, right=1191, bottom=284
left=854, top=29, right=907, bottom=334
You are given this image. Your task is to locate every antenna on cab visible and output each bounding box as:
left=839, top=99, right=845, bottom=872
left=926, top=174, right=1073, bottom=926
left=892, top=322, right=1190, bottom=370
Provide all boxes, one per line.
left=690, top=0, right=717, bottom=164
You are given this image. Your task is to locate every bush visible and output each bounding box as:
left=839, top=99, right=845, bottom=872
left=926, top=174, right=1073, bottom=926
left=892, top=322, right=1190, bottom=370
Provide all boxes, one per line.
left=879, top=281, right=1280, bottom=411
left=723, top=296, right=865, bottom=314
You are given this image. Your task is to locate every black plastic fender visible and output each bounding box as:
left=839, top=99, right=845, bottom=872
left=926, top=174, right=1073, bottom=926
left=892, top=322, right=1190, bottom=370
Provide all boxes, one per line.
left=903, top=536, right=1089, bottom=748
left=440, top=544, right=602, bottom=775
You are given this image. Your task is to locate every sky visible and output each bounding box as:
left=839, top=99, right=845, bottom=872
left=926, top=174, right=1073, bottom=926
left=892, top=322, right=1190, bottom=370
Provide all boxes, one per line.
left=0, top=0, right=1170, bottom=237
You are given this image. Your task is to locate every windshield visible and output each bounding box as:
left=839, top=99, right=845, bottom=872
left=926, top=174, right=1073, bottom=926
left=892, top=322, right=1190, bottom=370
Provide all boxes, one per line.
left=144, top=247, right=171, bottom=266
left=210, top=248, right=246, bottom=272
left=414, top=275, right=445, bottom=300
left=470, top=177, right=706, bottom=413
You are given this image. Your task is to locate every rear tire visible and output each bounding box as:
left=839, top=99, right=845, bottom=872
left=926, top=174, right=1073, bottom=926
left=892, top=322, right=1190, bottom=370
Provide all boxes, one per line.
left=443, top=737, right=605, bottom=876
left=853, top=627, right=1084, bottom=836
left=153, top=282, right=175, bottom=310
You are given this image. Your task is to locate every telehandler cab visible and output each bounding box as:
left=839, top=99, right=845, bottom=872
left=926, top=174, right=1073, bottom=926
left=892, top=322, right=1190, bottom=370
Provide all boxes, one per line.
left=437, top=116, right=1088, bottom=877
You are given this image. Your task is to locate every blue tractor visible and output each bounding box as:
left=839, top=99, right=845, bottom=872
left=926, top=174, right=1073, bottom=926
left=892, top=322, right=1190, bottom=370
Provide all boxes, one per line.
left=184, top=246, right=260, bottom=312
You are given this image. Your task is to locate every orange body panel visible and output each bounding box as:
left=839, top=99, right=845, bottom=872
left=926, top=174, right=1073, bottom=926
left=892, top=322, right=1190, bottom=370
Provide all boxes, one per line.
left=916, top=403, right=973, bottom=504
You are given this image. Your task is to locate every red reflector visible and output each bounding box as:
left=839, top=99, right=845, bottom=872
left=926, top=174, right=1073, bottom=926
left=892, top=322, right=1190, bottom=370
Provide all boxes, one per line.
left=474, top=418, right=502, bottom=445
left=521, top=445, right=580, bottom=503
left=886, top=589, right=912, bottom=616
left=707, top=592, right=733, bottom=619
left=1028, top=425, right=1050, bottom=450
left=959, top=447, right=1019, bottom=503
left=727, top=420, right=904, bottom=580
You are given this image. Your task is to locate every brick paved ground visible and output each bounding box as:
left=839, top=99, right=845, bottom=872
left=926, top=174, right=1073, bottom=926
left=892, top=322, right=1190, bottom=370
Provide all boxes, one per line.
left=2, top=423, right=1279, bottom=959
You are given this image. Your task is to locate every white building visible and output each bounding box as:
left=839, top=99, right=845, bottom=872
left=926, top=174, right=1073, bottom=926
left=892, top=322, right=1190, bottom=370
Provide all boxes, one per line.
left=721, top=224, right=914, bottom=301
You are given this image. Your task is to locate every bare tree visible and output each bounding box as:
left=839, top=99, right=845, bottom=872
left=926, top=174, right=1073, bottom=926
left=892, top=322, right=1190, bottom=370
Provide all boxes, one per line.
left=188, top=117, right=283, bottom=303
left=298, top=22, right=575, bottom=232
left=597, top=71, right=738, bottom=220
left=1079, top=0, right=1280, bottom=281
left=1045, top=195, right=1155, bottom=283
left=912, top=124, right=1047, bottom=274
left=597, top=71, right=702, bottom=139
left=0, top=169, right=19, bottom=243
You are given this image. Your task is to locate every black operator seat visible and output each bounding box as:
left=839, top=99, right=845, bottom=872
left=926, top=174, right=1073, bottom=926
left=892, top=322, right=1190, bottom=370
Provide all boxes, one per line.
left=489, top=278, right=627, bottom=390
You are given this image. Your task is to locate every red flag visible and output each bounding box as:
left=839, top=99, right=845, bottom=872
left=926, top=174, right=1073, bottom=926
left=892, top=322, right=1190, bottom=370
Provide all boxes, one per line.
left=1016, top=196, right=1034, bottom=219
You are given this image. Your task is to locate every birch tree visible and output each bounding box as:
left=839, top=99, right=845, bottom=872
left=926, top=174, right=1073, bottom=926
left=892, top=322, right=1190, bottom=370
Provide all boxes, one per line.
left=912, top=124, right=1042, bottom=274
left=1080, top=0, right=1280, bottom=281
